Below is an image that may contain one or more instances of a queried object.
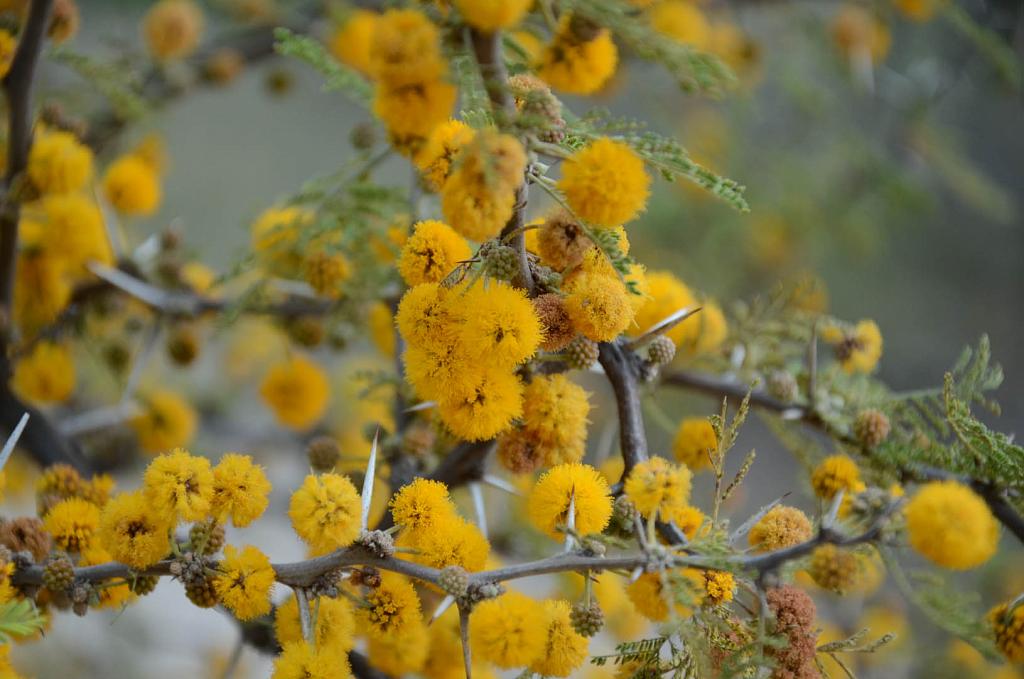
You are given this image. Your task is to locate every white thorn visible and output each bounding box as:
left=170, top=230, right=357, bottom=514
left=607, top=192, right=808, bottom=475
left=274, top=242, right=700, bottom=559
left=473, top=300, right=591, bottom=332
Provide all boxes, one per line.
left=469, top=482, right=487, bottom=540
left=0, top=413, right=29, bottom=471
left=431, top=594, right=456, bottom=623
left=824, top=490, right=845, bottom=529
left=564, top=490, right=576, bottom=553
left=404, top=400, right=437, bottom=414
left=629, top=566, right=644, bottom=584
left=481, top=474, right=522, bottom=496
left=59, top=402, right=139, bottom=437
left=360, top=428, right=380, bottom=532
left=626, top=306, right=702, bottom=350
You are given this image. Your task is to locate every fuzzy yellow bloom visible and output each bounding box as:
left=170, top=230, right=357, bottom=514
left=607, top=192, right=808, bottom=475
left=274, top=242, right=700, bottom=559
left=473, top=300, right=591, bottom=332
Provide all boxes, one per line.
left=272, top=641, right=351, bottom=679
left=408, top=517, right=490, bottom=572
left=989, top=599, right=1024, bottom=663
left=131, top=389, right=198, bottom=454
left=276, top=595, right=356, bottom=651
left=395, top=282, right=463, bottom=350
left=807, top=544, right=863, bottom=594
left=143, top=0, right=204, bottom=61
left=627, top=569, right=704, bottom=621
left=905, top=480, right=999, bottom=570
left=693, top=301, right=729, bottom=355
left=470, top=591, right=548, bottom=668
left=97, top=491, right=172, bottom=569
left=403, top=342, right=475, bottom=402
left=425, top=607, right=497, bottom=679
left=822, top=319, right=883, bottom=374
left=529, top=600, right=589, bottom=677
left=398, top=220, right=472, bottom=286
left=521, top=374, right=590, bottom=466
left=703, top=570, right=735, bottom=605
left=289, top=473, right=361, bottom=555
left=103, top=154, right=162, bottom=216
left=672, top=417, right=716, bottom=471
left=359, top=572, right=422, bottom=639
left=250, top=205, right=313, bottom=276
left=455, top=0, right=531, bottom=32
left=260, top=355, right=330, bottom=431
left=12, top=341, right=76, bottom=404
left=563, top=270, right=635, bottom=342
left=21, top=193, right=113, bottom=276
left=373, top=79, right=457, bottom=141
left=302, top=249, right=351, bottom=299
left=213, top=545, right=275, bottom=620
left=180, top=260, right=217, bottom=295
left=631, top=271, right=699, bottom=347
left=329, top=10, right=377, bottom=75
left=458, top=280, right=543, bottom=366
left=143, top=448, right=215, bottom=523
left=624, top=456, right=692, bottom=520
left=368, top=617, right=430, bottom=675
left=414, top=119, right=475, bottom=191
left=666, top=503, right=707, bottom=539
left=527, top=463, right=613, bottom=539
left=440, top=170, right=517, bottom=242
left=27, top=129, right=94, bottom=195
left=211, top=453, right=271, bottom=527
left=538, top=15, right=618, bottom=95
left=368, top=9, right=446, bottom=87
left=810, top=455, right=865, bottom=501
left=650, top=1, right=710, bottom=49
left=559, top=138, right=649, bottom=228
left=389, top=478, right=457, bottom=533
left=44, top=497, right=100, bottom=552
left=367, top=301, right=396, bottom=357
left=0, top=29, right=14, bottom=79
left=748, top=505, right=813, bottom=552
left=14, top=250, right=71, bottom=335
left=438, top=365, right=523, bottom=441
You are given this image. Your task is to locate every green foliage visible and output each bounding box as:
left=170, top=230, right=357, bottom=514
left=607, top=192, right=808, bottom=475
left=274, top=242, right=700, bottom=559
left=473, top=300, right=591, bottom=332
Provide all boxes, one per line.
left=562, top=0, right=735, bottom=95
left=564, top=109, right=750, bottom=212
left=0, top=599, right=47, bottom=643
left=48, top=46, right=149, bottom=120
left=273, top=28, right=373, bottom=104
left=591, top=636, right=666, bottom=668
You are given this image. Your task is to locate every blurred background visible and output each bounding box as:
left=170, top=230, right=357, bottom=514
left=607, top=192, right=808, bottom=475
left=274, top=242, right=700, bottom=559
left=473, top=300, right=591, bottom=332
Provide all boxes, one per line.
left=6, top=0, right=1024, bottom=677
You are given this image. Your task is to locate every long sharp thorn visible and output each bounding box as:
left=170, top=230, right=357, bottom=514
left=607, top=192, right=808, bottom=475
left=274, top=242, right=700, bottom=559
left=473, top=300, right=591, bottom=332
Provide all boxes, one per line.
left=0, top=413, right=29, bottom=471
left=564, top=490, right=576, bottom=553
left=459, top=606, right=473, bottom=679
left=431, top=594, right=456, bottom=624
left=481, top=474, right=522, bottom=496
left=404, top=401, right=437, bottom=413
left=469, top=482, right=487, bottom=539
left=360, top=428, right=380, bottom=532
left=629, top=566, right=644, bottom=584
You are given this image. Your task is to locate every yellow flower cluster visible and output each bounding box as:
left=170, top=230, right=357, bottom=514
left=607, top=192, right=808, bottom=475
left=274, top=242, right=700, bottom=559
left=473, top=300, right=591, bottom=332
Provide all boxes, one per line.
left=102, top=152, right=162, bottom=217
left=131, top=389, right=198, bottom=454
left=499, top=374, right=591, bottom=470
left=989, top=599, right=1024, bottom=664
left=260, top=354, right=331, bottom=431
left=288, top=473, right=361, bottom=556
left=631, top=270, right=728, bottom=355
left=822, top=319, right=883, bottom=374
left=212, top=544, right=275, bottom=620
left=397, top=279, right=541, bottom=440
left=11, top=341, right=76, bottom=404
left=527, top=463, right=613, bottom=539
left=440, top=131, right=527, bottom=241
left=538, top=14, right=619, bottom=95
left=905, top=480, right=999, bottom=570
left=469, top=591, right=548, bottom=668
left=414, top=119, right=476, bottom=191
left=627, top=569, right=705, bottom=621
left=672, top=417, right=717, bottom=471
left=397, top=219, right=472, bottom=286
left=143, top=0, right=204, bottom=61
left=390, top=478, right=489, bottom=572
left=559, top=137, right=649, bottom=228
left=810, top=454, right=865, bottom=501
left=748, top=505, right=813, bottom=552
left=624, top=456, right=693, bottom=520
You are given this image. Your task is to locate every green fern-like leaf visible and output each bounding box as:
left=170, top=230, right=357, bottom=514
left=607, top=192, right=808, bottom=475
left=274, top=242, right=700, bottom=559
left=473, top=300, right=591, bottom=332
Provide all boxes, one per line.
left=0, top=599, right=47, bottom=643
left=273, top=28, right=372, bottom=104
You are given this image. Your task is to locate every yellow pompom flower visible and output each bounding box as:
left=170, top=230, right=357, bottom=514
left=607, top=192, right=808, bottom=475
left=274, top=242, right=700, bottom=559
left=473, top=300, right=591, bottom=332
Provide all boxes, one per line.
left=250, top=205, right=313, bottom=276
left=0, top=29, right=15, bottom=79
left=213, top=545, right=275, bottom=620
left=559, top=138, right=649, bottom=228
left=276, top=595, right=356, bottom=651
left=289, top=473, right=361, bottom=555
left=631, top=271, right=699, bottom=346
left=395, top=282, right=463, bottom=350
left=529, top=600, right=589, bottom=677
left=672, top=417, right=716, bottom=471
left=905, top=480, right=999, bottom=570
left=359, top=572, right=422, bottom=639
left=810, top=455, right=865, bottom=501
left=410, top=517, right=490, bottom=572
left=563, top=270, right=635, bottom=342
left=373, top=79, right=458, bottom=141
left=403, top=342, right=476, bottom=402
left=329, top=10, right=377, bottom=76
left=260, top=354, right=330, bottom=431
left=438, top=365, right=523, bottom=441
left=14, top=250, right=71, bottom=335
left=368, top=9, right=446, bottom=87
left=102, top=154, right=162, bottom=216
left=414, top=119, right=476, bottom=191
left=21, top=193, right=112, bottom=275
left=650, top=1, right=710, bottom=49
left=748, top=505, right=813, bottom=552
left=143, top=0, right=204, bottom=61
left=666, top=503, right=707, bottom=539
left=989, top=599, right=1024, bottom=663
left=821, top=319, right=883, bottom=374
left=272, top=641, right=351, bottom=679
left=692, top=300, right=728, bottom=355
left=143, top=448, right=215, bottom=523
left=703, top=570, right=735, bottom=605
left=130, top=389, right=198, bottom=454
left=211, top=453, right=271, bottom=527
left=455, top=0, right=531, bottom=32
left=807, top=544, right=863, bottom=594
left=367, top=617, right=430, bottom=675
left=624, top=456, right=692, bottom=520
left=469, top=591, right=548, bottom=668
left=627, top=569, right=704, bottom=621
left=97, top=491, right=172, bottom=569
left=12, top=341, right=76, bottom=404
left=27, top=129, right=94, bottom=195
left=440, top=170, right=517, bottom=242
left=538, top=15, right=618, bottom=95
left=180, top=260, right=217, bottom=295
left=43, top=497, right=100, bottom=552
left=390, top=478, right=457, bottom=533
left=398, top=220, right=472, bottom=286
left=302, top=249, right=352, bottom=299
left=527, top=463, right=613, bottom=539
left=367, top=301, right=396, bottom=357
left=459, top=280, right=543, bottom=366
left=521, top=374, right=590, bottom=466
